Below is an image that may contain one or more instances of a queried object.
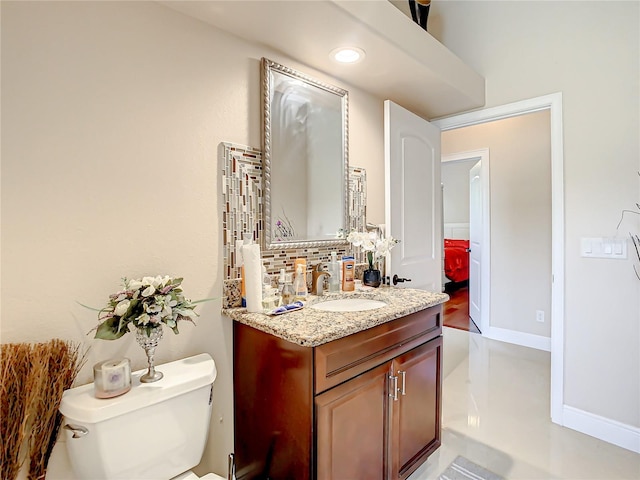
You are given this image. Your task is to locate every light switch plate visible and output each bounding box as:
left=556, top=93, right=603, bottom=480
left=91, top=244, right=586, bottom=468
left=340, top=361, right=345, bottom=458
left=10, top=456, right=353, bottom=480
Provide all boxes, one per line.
left=581, top=237, right=627, bottom=259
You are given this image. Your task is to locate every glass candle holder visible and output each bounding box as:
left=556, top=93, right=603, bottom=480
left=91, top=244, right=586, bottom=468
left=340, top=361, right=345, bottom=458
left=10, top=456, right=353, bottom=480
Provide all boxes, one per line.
left=93, top=358, right=132, bottom=399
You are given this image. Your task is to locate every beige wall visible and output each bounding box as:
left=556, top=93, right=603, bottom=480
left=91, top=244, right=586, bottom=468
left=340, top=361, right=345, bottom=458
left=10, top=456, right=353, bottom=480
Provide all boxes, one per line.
left=442, top=111, right=552, bottom=338
left=0, top=2, right=384, bottom=477
left=441, top=159, right=475, bottom=225
left=434, top=1, right=640, bottom=428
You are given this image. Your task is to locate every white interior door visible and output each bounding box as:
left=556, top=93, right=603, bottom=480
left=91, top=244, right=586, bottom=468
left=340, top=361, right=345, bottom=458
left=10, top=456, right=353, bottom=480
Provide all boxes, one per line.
left=469, top=161, right=482, bottom=324
left=384, top=100, right=442, bottom=291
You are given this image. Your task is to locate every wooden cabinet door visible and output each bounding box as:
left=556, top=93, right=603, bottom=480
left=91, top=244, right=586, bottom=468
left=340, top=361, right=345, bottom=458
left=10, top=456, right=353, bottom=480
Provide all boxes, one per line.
left=389, top=337, right=443, bottom=480
left=315, top=362, right=391, bottom=480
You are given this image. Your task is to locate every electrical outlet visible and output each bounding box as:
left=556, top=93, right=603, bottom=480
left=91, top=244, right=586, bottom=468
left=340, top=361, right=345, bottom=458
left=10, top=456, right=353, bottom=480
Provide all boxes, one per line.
left=536, top=310, right=545, bottom=323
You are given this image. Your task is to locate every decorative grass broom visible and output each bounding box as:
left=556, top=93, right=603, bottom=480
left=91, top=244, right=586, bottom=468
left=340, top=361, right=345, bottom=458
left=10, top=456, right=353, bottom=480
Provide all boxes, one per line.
left=27, top=340, right=85, bottom=480
left=0, top=340, right=85, bottom=480
left=1, top=343, right=32, bottom=480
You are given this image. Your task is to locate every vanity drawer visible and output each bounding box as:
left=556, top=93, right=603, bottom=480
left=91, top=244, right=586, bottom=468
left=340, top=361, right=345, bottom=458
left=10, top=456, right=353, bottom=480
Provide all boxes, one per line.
left=314, top=305, right=442, bottom=393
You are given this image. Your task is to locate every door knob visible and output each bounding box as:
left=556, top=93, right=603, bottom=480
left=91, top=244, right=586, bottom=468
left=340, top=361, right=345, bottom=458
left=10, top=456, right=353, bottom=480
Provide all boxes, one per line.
left=392, top=274, right=412, bottom=285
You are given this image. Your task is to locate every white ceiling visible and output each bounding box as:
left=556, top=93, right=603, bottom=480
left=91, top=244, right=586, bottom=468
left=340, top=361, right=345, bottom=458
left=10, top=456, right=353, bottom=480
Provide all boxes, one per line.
left=160, top=0, right=485, bottom=120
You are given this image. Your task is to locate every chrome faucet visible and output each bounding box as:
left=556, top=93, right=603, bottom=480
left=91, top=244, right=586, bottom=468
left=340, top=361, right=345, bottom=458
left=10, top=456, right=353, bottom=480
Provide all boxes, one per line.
left=312, top=263, right=331, bottom=296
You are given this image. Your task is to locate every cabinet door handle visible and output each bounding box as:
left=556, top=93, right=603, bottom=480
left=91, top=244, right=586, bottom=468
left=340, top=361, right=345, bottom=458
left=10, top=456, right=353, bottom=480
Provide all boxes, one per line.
left=389, top=374, right=398, bottom=401
left=398, top=370, right=407, bottom=396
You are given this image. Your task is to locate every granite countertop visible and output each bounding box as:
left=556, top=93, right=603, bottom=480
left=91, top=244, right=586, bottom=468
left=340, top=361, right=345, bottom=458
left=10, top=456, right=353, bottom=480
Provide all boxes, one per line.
left=222, top=287, right=449, bottom=347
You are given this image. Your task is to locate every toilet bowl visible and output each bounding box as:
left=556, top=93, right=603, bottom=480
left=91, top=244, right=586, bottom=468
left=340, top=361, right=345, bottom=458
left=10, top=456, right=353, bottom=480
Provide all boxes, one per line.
left=60, top=354, right=227, bottom=480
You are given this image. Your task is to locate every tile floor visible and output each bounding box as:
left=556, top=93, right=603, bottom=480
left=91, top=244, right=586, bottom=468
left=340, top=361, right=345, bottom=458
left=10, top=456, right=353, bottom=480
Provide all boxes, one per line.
left=409, top=327, right=640, bottom=479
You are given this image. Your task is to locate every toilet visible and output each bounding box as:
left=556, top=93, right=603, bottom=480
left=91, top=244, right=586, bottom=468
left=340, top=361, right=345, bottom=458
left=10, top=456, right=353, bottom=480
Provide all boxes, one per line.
left=59, top=353, right=226, bottom=480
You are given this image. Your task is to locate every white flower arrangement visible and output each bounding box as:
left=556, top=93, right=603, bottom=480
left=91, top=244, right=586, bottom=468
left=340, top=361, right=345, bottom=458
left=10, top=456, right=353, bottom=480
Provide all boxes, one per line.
left=90, top=276, right=203, bottom=340
left=341, top=230, right=399, bottom=270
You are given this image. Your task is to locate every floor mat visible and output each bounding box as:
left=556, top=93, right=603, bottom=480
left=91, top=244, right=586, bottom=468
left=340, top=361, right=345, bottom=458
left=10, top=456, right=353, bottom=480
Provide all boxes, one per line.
left=438, top=455, right=505, bottom=480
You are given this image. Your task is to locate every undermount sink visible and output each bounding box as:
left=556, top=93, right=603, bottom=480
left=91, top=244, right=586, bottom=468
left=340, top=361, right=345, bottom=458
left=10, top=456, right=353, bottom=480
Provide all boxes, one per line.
left=309, top=298, right=387, bottom=312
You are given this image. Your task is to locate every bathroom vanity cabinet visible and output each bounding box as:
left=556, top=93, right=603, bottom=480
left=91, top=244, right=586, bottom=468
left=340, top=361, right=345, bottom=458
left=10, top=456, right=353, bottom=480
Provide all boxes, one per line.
left=233, top=303, right=443, bottom=480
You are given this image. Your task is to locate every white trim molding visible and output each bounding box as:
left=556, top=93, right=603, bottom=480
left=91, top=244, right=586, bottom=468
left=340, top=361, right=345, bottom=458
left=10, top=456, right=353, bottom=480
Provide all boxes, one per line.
left=434, top=92, right=565, bottom=425
left=563, top=405, right=640, bottom=454
left=484, top=326, right=551, bottom=352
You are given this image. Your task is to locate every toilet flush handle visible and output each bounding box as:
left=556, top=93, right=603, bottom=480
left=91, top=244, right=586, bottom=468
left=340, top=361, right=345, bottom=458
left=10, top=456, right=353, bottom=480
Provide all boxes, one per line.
left=64, top=424, right=89, bottom=438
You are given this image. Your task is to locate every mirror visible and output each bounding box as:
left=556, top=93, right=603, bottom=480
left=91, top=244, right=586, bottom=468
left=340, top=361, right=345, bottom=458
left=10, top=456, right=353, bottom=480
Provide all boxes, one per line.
left=262, top=58, right=349, bottom=249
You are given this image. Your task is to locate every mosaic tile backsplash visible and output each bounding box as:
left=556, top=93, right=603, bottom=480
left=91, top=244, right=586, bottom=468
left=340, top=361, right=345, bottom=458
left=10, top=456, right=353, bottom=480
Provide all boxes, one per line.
left=221, top=143, right=263, bottom=279
left=349, top=167, right=367, bottom=234
left=221, top=142, right=367, bottom=281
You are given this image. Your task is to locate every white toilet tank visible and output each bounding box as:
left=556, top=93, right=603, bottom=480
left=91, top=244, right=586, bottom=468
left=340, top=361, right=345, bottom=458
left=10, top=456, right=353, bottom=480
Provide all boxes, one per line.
left=59, top=353, right=217, bottom=480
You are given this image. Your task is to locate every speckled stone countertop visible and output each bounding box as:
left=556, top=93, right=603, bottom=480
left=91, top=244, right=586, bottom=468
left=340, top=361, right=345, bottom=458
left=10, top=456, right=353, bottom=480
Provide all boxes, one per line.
left=222, top=287, right=449, bottom=347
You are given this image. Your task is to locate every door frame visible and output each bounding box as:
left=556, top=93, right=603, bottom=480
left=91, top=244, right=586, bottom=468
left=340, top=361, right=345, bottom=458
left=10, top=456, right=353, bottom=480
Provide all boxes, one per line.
left=433, top=92, right=565, bottom=425
left=441, top=149, right=490, bottom=335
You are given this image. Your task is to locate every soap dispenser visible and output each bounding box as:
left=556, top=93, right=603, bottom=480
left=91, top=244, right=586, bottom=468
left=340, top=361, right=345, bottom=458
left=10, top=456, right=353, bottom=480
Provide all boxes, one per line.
left=293, top=264, right=308, bottom=301
left=281, top=273, right=294, bottom=305
left=328, top=252, right=341, bottom=293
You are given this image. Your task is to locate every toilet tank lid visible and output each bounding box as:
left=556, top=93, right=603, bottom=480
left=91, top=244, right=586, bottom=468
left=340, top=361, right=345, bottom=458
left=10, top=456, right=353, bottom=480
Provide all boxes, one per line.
left=60, top=353, right=217, bottom=424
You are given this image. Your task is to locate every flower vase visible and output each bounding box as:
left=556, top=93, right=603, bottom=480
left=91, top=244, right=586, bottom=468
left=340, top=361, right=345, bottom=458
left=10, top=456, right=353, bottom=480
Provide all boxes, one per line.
left=135, top=327, right=164, bottom=383
left=363, top=269, right=382, bottom=288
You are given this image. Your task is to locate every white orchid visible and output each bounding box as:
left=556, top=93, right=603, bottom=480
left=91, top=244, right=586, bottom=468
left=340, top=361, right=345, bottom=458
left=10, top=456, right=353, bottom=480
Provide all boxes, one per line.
left=343, top=230, right=400, bottom=270
left=375, top=237, right=398, bottom=257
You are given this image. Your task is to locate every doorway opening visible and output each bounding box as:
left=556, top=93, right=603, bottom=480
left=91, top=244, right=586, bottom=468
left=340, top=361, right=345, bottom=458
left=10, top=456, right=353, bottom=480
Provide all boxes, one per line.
left=441, top=149, right=490, bottom=335
left=433, top=92, right=565, bottom=424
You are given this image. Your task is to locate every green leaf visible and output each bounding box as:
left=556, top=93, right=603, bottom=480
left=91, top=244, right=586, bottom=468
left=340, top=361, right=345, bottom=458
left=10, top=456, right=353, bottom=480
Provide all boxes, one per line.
left=94, top=317, right=128, bottom=340
left=125, top=298, right=139, bottom=317
left=117, top=316, right=129, bottom=334
left=76, top=301, right=103, bottom=312
left=191, top=297, right=219, bottom=304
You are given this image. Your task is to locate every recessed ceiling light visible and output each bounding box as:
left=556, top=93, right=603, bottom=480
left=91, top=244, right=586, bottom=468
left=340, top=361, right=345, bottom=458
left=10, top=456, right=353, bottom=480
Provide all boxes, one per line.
left=330, top=47, right=365, bottom=64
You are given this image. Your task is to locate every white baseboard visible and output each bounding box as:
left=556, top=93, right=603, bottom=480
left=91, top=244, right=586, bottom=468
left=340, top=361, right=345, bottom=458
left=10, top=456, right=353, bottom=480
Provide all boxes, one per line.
left=563, top=405, right=640, bottom=454
left=483, top=326, right=551, bottom=352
